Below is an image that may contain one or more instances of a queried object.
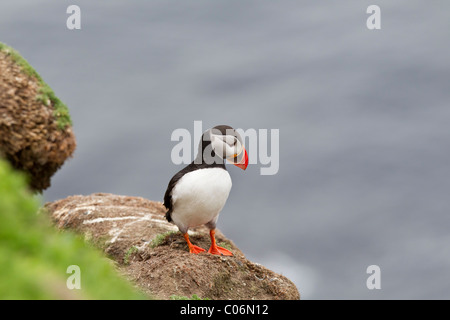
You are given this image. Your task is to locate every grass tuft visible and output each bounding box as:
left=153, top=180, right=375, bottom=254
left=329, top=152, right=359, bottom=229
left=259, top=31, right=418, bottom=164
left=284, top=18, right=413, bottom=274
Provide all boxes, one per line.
left=150, top=230, right=178, bottom=248
left=123, top=246, right=139, bottom=265
left=0, top=159, right=147, bottom=299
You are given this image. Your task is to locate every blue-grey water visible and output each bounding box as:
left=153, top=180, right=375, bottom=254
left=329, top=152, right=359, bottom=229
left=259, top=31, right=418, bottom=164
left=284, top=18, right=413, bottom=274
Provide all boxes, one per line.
left=1, top=0, right=450, bottom=299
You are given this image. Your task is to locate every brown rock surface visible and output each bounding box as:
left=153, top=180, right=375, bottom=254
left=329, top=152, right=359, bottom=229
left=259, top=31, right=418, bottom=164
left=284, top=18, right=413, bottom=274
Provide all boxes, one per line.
left=45, top=193, right=300, bottom=300
left=0, top=44, right=76, bottom=191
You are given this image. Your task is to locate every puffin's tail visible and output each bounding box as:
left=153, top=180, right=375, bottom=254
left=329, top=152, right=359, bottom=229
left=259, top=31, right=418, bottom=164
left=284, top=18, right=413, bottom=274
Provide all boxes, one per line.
left=163, top=193, right=173, bottom=222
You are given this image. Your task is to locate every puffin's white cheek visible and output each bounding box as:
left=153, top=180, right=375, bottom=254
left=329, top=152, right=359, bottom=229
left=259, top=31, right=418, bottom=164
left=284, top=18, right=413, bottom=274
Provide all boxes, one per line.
left=211, top=138, right=226, bottom=158
left=234, top=140, right=243, bottom=156
left=225, top=144, right=236, bottom=158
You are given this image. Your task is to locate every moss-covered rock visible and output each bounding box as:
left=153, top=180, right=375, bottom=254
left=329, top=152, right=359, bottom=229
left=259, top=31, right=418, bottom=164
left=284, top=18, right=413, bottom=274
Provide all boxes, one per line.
left=0, top=42, right=76, bottom=191
left=0, top=159, right=147, bottom=299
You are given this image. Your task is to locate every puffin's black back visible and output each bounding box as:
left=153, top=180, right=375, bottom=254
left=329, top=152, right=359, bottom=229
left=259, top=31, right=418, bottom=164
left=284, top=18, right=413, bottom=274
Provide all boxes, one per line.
left=163, top=126, right=230, bottom=222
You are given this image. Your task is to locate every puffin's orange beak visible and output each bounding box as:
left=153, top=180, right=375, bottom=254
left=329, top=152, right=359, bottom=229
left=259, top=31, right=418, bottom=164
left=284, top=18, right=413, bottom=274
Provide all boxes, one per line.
left=233, top=148, right=248, bottom=170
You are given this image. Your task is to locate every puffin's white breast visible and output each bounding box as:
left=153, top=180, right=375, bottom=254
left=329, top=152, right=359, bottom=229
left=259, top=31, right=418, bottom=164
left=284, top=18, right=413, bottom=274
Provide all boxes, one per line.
left=170, top=168, right=232, bottom=229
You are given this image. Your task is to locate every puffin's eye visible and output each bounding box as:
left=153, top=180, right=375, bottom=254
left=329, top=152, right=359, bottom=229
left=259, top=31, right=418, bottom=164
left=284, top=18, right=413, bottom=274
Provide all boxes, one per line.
left=224, top=136, right=237, bottom=147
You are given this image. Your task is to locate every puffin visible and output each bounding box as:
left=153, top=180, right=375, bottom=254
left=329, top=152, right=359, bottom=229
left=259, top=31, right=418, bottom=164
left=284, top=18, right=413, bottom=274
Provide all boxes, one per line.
left=163, top=125, right=248, bottom=256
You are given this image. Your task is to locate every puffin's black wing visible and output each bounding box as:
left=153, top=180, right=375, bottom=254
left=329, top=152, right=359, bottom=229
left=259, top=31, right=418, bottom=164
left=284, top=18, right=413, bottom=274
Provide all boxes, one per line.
left=163, top=174, right=179, bottom=222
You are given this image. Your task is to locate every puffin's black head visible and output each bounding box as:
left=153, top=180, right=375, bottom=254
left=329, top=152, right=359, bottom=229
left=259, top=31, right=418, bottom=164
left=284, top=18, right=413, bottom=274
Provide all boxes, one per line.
left=196, top=125, right=248, bottom=170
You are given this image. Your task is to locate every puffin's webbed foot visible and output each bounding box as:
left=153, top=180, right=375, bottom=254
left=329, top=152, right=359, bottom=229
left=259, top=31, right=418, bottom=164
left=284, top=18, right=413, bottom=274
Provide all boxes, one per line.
left=183, top=233, right=206, bottom=254
left=208, top=229, right=233, bottom=256
left=208, top=245, right=233, bottom=256
left=189, top=245, right=207, bottom=254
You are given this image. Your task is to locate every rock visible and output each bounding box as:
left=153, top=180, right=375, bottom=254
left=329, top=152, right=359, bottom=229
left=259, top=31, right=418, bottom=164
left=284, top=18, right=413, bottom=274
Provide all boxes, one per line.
left=45, top=193, right=300, bottom=300
left=0, top=42, right=76, bottom=191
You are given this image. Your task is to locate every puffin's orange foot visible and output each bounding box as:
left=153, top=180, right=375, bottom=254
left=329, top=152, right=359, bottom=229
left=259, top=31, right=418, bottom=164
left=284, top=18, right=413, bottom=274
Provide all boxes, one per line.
left=189, top=245, right=206, bottom=254
left=208, top=245, right=233, bottom=256
left=183, top=233, right=206, bottom=254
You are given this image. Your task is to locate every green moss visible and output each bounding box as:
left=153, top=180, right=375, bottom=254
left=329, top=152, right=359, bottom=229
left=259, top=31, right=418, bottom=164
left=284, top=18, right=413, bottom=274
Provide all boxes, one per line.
left=83, top=232, right=111, bottom=252
left=0, top=42, right=72, bottom=130
left=0, top=159, right=147, bottom=299
left=36, top=85, right=72, bottom=130
left=150, top=230, right=178, bottom=248
left=218, top=241, right=232, bottom=250
left=123, top=246, right=139, bottom=265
